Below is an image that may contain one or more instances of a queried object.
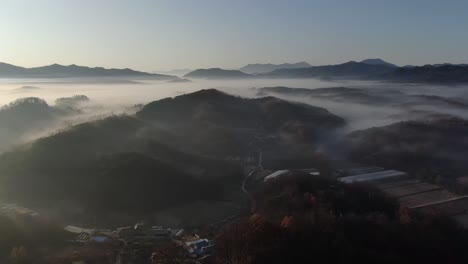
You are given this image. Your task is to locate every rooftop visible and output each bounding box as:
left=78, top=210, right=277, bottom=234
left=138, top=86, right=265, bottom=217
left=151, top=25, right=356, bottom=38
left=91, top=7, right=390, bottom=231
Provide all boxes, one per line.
left=338, top=170, right=408, bottom=184
left=264, top=170, right=289, bottom=182
left=382, top=182, right=441, bottom=198
left=399, top=190, right=459, bottom=208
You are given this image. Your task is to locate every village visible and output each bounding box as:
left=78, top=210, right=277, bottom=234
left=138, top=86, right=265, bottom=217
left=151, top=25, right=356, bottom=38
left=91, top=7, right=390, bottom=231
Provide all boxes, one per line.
left=2, top=155, right=468, bottom=263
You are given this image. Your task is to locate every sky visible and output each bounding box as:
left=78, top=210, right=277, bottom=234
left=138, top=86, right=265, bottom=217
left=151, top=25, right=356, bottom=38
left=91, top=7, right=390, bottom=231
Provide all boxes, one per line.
left=1, top=0, right=467, bottom=71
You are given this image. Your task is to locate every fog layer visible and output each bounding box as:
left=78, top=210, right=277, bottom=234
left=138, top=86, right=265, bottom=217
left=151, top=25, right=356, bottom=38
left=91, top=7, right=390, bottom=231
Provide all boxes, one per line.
left=1, top=77, right=468, bottom=152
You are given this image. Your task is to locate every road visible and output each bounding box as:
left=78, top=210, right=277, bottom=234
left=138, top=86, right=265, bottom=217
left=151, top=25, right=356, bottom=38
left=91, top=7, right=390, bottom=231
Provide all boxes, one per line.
left=241, top=148, right=263, bottom=213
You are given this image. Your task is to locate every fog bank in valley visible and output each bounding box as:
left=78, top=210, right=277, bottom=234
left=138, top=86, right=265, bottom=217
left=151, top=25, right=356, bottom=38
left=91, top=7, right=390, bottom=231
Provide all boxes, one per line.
left=1, top=77, right=468, bottom=152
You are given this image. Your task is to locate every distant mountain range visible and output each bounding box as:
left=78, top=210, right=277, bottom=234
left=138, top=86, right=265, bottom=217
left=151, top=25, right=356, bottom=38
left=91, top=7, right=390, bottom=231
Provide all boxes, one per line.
left=183, top=59, right=468, bottom=83
left=262, top=61, right=395, bottom=79
left=184, top=68, right=251, bottom=79
left=3, top=59, right=468, bottom=83
left=0, top=62, right=177, bottom=79
left=239, top=62, right=311, bottom=74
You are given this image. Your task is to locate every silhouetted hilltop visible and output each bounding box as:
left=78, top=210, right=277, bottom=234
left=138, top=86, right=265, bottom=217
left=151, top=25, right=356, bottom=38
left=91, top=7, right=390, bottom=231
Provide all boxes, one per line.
left=184, top=68, right=252, bottom=79
left=55, top=95, right=90, bottom=108
left=239, top=62, right=311, bottom=74
left=0, top=62, right=177, bottom=79
left=138, top=89, right=344, bottom=144
left=0, top=97, right=58, bottom=124
left=0, top=96, right=93, bottom=152
left=0, top=98, right=66, bottom=147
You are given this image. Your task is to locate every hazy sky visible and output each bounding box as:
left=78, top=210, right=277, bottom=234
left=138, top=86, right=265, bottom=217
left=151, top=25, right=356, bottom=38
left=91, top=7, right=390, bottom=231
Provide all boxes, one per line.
left=1, top=0, right=467, bottom=71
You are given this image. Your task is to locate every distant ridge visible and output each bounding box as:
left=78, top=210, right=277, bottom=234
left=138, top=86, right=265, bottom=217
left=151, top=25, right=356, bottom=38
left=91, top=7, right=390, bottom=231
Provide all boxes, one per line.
left=0, top=62, right=177, bottom=79
left=184, top=68, right=252, bottom=79
left=360, top=58, right=397, bottom=68
left=433, top=63, right=468, bottom=67
left=387, top=64, right=468, bottom=83
left=3, top=60, right=468, bottom=83
left=154, top=68, right=192, bottom=77
left=263, top=61, right=395, bottom=79
left=239, top=62, right=311, bottom=74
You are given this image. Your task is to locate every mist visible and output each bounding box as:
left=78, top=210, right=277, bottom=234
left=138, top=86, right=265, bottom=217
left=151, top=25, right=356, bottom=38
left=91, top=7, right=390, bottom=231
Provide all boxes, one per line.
left=2, top=77, right=468, bottom=153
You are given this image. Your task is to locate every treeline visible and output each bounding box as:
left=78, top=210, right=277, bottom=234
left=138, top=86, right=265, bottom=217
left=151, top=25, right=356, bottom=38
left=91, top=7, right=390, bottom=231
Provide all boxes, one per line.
left=0, top=215, right=68, bottom=264
left=345, top=118, right=468, bottom=188
left=213, top=173, right=468, bottom=263
left=0, top=115, right=244, bottom=220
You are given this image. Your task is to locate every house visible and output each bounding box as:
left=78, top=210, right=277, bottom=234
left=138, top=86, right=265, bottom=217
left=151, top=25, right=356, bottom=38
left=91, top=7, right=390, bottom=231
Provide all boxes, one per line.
left=185, top=238, right=213, bottom=257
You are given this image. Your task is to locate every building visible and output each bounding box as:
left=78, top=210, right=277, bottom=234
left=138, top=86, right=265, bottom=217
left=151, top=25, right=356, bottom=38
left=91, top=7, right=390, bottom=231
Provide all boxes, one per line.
left=338, top=170, right=408, bottom=184
left=185, top=239, right=213, bottom=258
left=381, top=182, right=441, bottom=199
left=263, top=168, right=320, bottom=182
left=264, top=170, right=289, bottom=182
left=338, top=167, right=468, bottom=229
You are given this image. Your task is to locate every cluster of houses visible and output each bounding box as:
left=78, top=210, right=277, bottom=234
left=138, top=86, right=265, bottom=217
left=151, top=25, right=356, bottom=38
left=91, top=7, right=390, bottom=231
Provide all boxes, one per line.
left=64, top=222, right=214, bottom=261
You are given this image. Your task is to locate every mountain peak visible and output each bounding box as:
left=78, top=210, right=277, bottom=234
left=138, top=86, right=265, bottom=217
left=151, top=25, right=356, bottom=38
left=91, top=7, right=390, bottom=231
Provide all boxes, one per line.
left=360, top=58, right=397, bottom=67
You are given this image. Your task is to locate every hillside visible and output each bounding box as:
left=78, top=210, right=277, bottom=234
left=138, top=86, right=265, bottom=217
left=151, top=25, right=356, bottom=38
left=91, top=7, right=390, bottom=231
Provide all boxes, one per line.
left=137, top=89, right=345, bottom=157
left=345, top=118, right=468, bottom=184
left=0, top=97, right=79, bottom=152
left=0, top=90, right=345, bottom=221
left=184, top=68, right=252, bottom=79
left=0, top=62, right=177, bottom=79
left=0, top=115, right=243, bottom=223
left=239, top=62, right=311, bottom=74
